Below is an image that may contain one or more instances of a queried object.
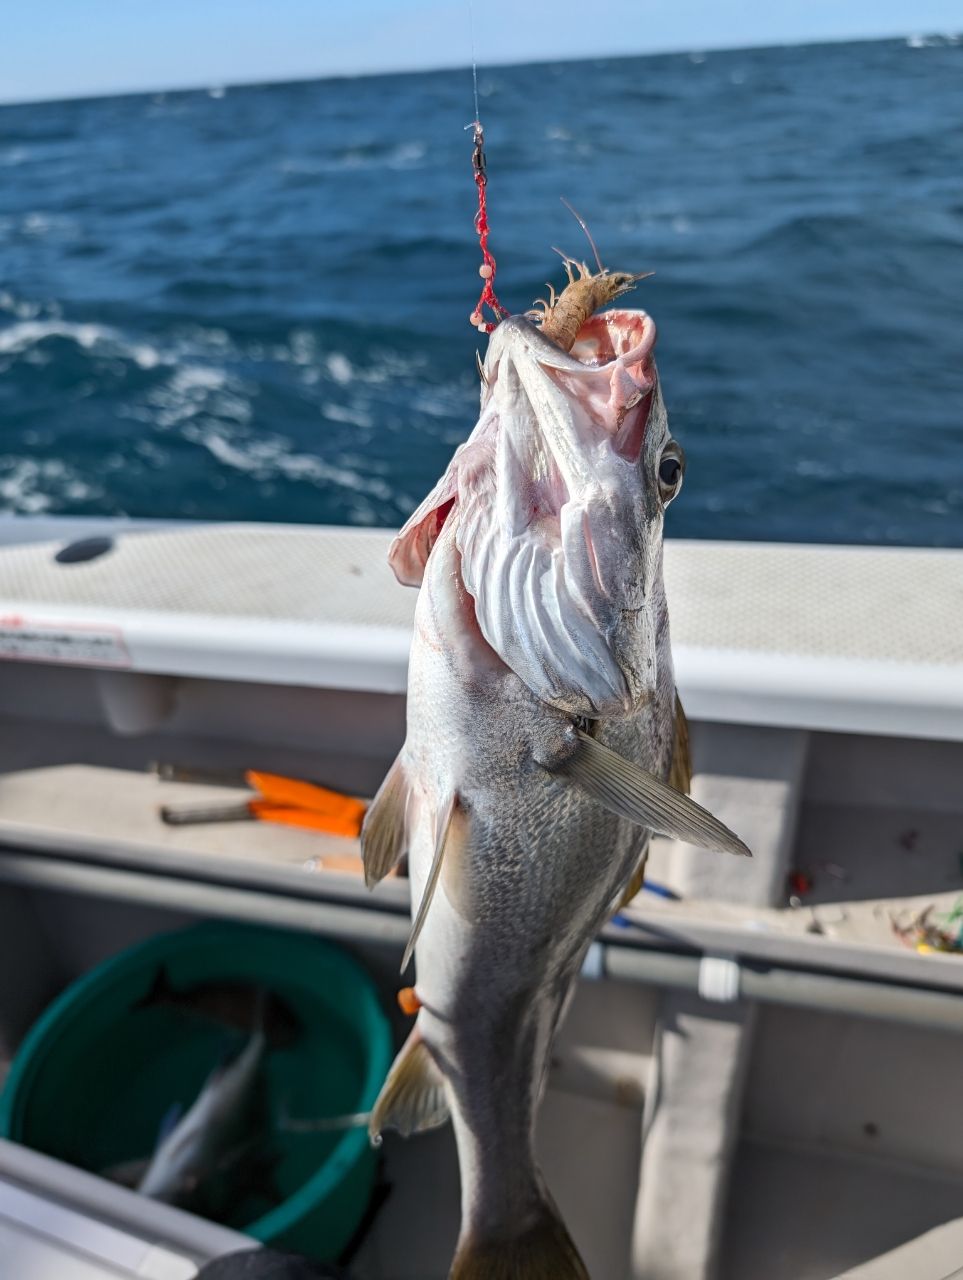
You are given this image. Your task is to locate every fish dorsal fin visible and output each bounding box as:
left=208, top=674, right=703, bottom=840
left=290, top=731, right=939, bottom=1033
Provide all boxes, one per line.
left=369, top=1027, right=450, bottom=1140
left=551, top=730, right=751, bottom=857
left=361, top=754, right=412, bottom=889
left=668, top=691, right=692, bottom=795
left=400, top=793, right=458, bottom=974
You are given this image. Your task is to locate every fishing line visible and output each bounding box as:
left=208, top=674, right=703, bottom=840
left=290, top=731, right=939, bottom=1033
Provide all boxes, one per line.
left=468, top=0, right=481, bottom=128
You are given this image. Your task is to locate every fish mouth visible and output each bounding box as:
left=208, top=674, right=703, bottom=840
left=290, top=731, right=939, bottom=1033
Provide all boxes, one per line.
left=523, top=309, right=658, bottom=465
left=567, top=309, right=657, bottom=370
left=520, top=307, right=656, bottom=373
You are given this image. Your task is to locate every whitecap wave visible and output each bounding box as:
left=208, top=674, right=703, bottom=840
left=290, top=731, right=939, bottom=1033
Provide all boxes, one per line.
left=322, top=402, right=373, bottom=428
left=143, top=363, right=246, bottom=429
left=905, top=32, right=959, bottom=47
left=325, top=352, right=354, bottom=384
left=183, top=423, right=404, bottom=509
left=387, top=141, right=426, bottom=168
left=277, top=139, right=427, bottom=176
left=0, top=457, right=103, bottom=514
left=0, top=319, right=164, bottom=369
left=0, top=320, right=113, bottom=355
left=20, top=211, right=77, bottom=239
left=0, top=293, right=44, bottom=320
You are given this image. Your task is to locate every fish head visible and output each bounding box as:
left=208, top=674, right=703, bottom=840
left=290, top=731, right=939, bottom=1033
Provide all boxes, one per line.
left=390, top=309, right=685, bottom=718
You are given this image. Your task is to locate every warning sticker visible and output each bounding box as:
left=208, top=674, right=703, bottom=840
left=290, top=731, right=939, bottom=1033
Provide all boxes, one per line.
left=0, top=617, right=130, bottom=668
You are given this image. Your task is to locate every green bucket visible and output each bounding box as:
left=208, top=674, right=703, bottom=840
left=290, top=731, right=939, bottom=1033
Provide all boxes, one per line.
left=0, top=921, right=393, bottom=1260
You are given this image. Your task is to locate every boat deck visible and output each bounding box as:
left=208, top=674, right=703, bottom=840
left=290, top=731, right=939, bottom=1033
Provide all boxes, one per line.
left=1, top=518, right=962, bottom=1279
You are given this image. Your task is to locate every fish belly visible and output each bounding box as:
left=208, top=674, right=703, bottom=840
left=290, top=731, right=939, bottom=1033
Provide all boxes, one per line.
left=404, top=522, right=672, bottom=1241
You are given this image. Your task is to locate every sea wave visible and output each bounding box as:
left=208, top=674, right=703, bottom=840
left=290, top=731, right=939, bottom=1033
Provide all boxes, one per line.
left=0, top=37, right=959, bottom=544
left=0, top=319, right=163, bottom=369
left=276, top=140, right=428, bottom=177
left=179, top=421, right=411, bottom=525
left=0, top=457, right=103, bottom=514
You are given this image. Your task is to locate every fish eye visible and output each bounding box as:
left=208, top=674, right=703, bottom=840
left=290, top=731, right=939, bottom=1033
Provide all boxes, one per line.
left=658, top=445, right=685, bottom=502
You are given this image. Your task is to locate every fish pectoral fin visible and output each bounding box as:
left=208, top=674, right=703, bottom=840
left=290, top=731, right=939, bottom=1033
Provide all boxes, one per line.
left=400, top=792, right=458, bottom=974
left=369, top=1027, right=450, bottom=1140
left=669, top=690, right=692, bottom=795
left=552, top=730, right=751, bottom=857
left=361, top=754, right=412, bottom=889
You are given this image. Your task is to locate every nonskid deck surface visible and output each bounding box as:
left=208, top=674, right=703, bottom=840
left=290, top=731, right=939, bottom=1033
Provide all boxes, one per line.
left=0, top=519, right=960, bottom=663
left=0, top=523, right=409, bottom=627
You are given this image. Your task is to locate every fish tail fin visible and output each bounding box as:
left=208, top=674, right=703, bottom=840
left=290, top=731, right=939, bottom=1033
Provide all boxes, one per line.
left=368, top=1025, right=450, bottom=1141
left=451, top=1191, right=589, bottom=1280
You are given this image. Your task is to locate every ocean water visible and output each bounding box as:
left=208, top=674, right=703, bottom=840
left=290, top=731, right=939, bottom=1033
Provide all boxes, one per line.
left=0, top=36, right=961, bottom=545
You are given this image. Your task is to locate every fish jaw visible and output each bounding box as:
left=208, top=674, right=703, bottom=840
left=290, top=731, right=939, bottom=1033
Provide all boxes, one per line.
left=391, top=309, right=672, bottom=717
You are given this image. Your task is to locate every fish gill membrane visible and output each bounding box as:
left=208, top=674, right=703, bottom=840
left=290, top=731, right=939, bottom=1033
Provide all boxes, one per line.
left=362, top=266, right=750, bottom=1279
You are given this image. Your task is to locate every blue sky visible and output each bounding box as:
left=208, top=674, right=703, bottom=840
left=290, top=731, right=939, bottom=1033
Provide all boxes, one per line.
left=2, top=1, right=961, bottom=103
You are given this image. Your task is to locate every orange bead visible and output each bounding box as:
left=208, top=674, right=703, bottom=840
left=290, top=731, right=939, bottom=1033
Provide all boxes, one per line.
left=397, top=986, right=422, bottom=1016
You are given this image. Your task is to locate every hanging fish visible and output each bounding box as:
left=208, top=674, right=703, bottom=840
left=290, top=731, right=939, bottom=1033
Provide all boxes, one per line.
left=362, top=266, right=749, bottom=1279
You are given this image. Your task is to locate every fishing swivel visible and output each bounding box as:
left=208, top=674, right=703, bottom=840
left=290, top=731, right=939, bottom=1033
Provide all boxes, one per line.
left=469, top=119, right=487, bottom=188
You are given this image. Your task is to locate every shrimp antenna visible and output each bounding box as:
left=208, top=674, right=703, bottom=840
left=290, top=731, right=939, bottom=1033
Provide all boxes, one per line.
left=560, top=197, right=604, bottom=273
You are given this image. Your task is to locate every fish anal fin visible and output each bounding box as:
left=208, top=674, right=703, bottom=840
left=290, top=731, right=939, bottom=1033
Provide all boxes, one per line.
left=401, top=792, right=459, bottom=974
left=669, top=691, right=692, bottom=795
left=361, top=754, right=411, bottom=889
left=451, top=1196, right=589, bottom=1279
left=368, top=1027, right=449, bottom=1140
left=551, top=730, right=751, bottom=858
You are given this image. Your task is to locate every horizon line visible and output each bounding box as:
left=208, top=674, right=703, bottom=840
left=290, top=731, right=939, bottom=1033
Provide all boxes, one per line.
left=0, top=27, right=956, bottom=110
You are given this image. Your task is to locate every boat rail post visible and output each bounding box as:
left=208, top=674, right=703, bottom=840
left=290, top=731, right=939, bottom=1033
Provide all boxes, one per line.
left=628, top=724, right=809, bottom=1280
